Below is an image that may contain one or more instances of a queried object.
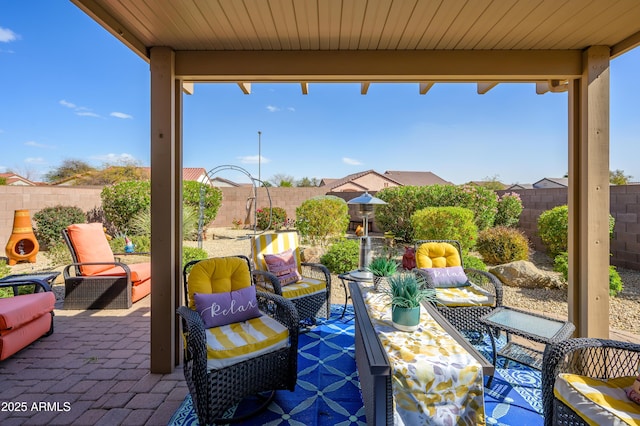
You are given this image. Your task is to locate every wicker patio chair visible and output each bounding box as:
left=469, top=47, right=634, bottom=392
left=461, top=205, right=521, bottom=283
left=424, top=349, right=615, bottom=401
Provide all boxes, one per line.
left=413, top=239, right=503, bottom=335
left=62, top=223, right=151, bottom=309
left=177, top=255, right=299, bottom=424
left=250, top=232, right=331, bottom=322
left=542, top=337, right=640, bottom=426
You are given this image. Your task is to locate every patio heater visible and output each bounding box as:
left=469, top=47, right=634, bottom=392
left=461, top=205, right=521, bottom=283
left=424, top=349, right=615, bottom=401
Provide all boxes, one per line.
left=347, top=192, right=387, bottom=275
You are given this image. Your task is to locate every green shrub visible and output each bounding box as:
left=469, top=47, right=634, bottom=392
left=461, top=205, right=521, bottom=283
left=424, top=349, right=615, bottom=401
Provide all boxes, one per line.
left=320, top=238, right=360, bottom=273
left=33, top=205, right=87, bottom=250
left=375, top=184, right=498, bottom=242
left=296, top=195, right=349, bottom=246
left=109, top=235, right=151, bottom=253
left=46, top=241, right=73, bottom=267
left=183, top=246, right=208, bottom=268
left=495, top=192, right=523, bottom=227
left=128, top=205, right=199, bottom=240
left=183, top=181, right=223, bottom=226
left=538, top=205, right=615, bottom=258
left=101, top=180, right=151, bottom=233
left=411, top=207, right=478, bottom=253
left=463, top=254, right=487, bottom=271
left=476, top=226, right=529, bottom=264
left=554, top=252, right=624, bottom=296
left=256, top=207, right=287, bottom=230
left=0, top=259, right=10, bottom=278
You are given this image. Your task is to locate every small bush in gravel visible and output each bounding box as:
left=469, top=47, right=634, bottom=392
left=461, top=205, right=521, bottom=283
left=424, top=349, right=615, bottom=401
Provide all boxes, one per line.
left=109, top=235, right=151, bottom=253
left=463, top=254, right=487, bottom=271
left=411, top=207, right=477, bottom=253
left=183, top=247, right=208, bottom=268
left=320, top=239, right=359, bottom=274
left=46, top=241, right=73, bottom=267
left=296, top=196, right=349, bottom=246
left=256, top=207, right=287, bottom=230
left=101, top=180, right=151, bottom=233
left=33, top=205, right=87, bottom=250
left=476, top=226, right=529, bottom=265
left=554, top=251, right=624, bottom=297
left=0, top=259, right=10, bottom=278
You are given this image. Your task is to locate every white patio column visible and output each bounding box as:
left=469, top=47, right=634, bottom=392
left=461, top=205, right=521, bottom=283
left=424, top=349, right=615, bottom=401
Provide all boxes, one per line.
left=567, top=45, right=610, bottom=338
left=150, top=46, right=182, bottom=373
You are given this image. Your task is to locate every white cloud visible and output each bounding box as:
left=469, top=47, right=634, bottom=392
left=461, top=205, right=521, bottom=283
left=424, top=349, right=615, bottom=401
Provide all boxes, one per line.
left=24, top=141, right=52, bottom=148
left=110, top=112, right=133, bottom=119
left=287, top=107, right=296, bottom=112
left=59, top=100, right=77, bottom=109
left=266, top=105, right=280, bottom=112
left=76, top=111, right=101, bottom=118
left=90, top=153, right=137, bottom=163
left=238, top=155, right=270, bottom=165
left=342, top=157, right=362, bottom=166
left=25, top=157, right=45, bottom=164
left=0, top=27, right=18, bottom=43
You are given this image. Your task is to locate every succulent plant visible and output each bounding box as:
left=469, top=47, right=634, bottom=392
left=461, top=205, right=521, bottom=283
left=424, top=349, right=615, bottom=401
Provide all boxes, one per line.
left=367, top=257, right=399, bottom=277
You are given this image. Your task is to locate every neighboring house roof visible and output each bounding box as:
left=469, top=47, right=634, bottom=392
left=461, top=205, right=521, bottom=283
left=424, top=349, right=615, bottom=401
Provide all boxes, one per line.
left=384, top=170, right=452, bottom=186
left=0, top=173, right=37, bottom=186
left=321, top=169, right=403, bottom=192
left=211, top=177, right=241, bottom=187
left=505, top=183, right=534, bottom=190
left=466, top=180, right=507, bottom=189
left=533, top=177, right=569, bottom=188
left=139, top=167, right=213, bottom=185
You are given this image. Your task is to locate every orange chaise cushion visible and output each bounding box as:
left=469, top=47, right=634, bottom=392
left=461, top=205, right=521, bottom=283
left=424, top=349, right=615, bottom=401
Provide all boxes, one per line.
left=0, top=292, right=55, bottom=336
left=66, top=223, right=116, bottom=276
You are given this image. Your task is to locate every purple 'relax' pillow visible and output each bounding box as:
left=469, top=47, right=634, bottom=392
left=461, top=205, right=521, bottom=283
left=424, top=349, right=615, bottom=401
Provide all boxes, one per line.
left=421, top=266, right=470, bottom=288
left=194, top=285, right=261, bottom=328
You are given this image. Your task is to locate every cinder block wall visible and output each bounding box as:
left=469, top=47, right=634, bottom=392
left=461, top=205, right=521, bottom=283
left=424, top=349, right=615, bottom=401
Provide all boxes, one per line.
left=498, top=185, right=640, bottom=271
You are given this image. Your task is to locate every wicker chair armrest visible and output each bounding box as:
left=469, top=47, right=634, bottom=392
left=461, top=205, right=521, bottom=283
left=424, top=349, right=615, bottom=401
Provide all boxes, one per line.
left=0, top=280, right=52, bottom=294
left=63, top=261, right=131, bottom=279
left=256, top=290, right=299, bottom=347
left=251, top=270, right=283, bottom=295
left=542, top=338, right=640, bottom=426
left=301, top=262, right=331, bottom=284
left=465, top=268, right=503, bottom=307
left=176, top=306, right=208, bottom=366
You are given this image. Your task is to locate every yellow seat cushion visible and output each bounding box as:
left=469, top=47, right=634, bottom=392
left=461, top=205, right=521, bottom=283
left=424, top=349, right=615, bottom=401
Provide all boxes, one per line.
left=187, top=258, right=252, bottom=309
left=258, top=276, right=326, bottom=300
left=204, top=314, right=289, bottom=370
left=435, top=284, right=494, bottom=307
left=554, top=373, right=640, bottom=425
left=416, top=242, right=462, bottom=269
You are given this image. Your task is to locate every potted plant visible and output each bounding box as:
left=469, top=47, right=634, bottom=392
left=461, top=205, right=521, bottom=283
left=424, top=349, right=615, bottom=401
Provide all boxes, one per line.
left=383, top=273, right=435, bottom=332
left=367, top=257, right=399, bottom=291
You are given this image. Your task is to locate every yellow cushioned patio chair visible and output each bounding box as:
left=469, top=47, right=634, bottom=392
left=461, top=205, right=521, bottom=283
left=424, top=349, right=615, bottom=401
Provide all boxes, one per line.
left=250, top=232, right=331, bottom=322
left=414, top=239, right=503, bottom=335
left=177, top=255, right=299, bottom=424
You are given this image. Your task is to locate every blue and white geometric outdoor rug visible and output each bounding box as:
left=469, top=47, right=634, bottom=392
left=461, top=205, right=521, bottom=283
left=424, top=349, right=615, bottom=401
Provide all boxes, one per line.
left=169, top=305, right=543, bottom=425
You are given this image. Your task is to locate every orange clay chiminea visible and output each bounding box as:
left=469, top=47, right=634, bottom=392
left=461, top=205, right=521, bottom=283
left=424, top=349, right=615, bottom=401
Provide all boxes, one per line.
left=5, top=209, right=39, bottom=266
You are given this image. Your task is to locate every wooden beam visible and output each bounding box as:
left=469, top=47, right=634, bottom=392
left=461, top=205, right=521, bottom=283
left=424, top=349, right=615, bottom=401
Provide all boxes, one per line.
left=361, top=82, right=370, bottom=95
left=175, top=50, right=583, bottom=81
left=182, top=82, right=194, bottom=95
left=301, top=82, right=309, bottom=95
left=237, top=82, right=251, bottom=94
left=536, top=80, right=569, bottom=94
left=419, top=82, right=435, bottom=94
left=70, top=0, right=148, bottom=61
left=611, top=30, right=640, bottom=59
left=477, top=82, right=498, bottom=94
left=567, top=46, right=611, bottom=339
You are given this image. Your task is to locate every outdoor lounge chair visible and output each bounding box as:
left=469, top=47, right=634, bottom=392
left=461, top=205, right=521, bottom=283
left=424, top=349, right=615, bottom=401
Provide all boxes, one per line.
left=250, top=232, right=331, bottom=322
left=62, top=223, right=151, bottom=309
left=177, top=255, right=299, bottom=424
left=413, top=239, right=503, bottom=335
left=542, top=338, right=640, bottom=426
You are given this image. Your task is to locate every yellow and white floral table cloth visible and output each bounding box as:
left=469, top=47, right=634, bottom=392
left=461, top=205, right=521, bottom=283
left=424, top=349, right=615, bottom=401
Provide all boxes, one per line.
left=361, top=285, right=485, bottom=425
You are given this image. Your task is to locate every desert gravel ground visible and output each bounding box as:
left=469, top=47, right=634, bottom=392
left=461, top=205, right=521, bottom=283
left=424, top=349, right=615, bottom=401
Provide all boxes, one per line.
left=10, top=227, right=640, bottom=336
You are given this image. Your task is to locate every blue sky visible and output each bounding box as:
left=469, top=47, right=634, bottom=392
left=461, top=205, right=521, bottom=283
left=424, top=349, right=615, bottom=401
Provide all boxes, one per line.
left=2, top=1, right=639, bottom=186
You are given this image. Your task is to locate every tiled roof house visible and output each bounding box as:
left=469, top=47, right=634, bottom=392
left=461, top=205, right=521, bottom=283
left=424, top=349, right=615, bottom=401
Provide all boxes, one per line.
left=320, top=169, right=451, bottom=192
left=0, top=172, right=37, bottom=186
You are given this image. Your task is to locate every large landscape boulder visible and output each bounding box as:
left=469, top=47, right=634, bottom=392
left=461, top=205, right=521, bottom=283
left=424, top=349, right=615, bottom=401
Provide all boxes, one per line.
left=489, top=260, right=565, bottom=289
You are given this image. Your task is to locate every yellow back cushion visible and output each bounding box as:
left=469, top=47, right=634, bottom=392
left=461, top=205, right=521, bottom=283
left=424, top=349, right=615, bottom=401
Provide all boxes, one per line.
left=187, top=257, right=252, bottom=309
left=416, top=242, right=462, bottom=269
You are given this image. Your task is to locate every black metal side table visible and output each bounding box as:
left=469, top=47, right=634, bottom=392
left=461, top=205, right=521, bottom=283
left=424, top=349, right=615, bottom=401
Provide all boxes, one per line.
left=0, top=272, right=61, bottom=295
left=480, top=306, right=575, bottom=370
left=337, top=270, right=373, bottom=318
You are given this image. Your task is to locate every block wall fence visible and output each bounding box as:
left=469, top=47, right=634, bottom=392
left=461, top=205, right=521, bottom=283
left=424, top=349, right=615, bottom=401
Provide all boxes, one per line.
left=2, top=185, right=639, bottom=270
